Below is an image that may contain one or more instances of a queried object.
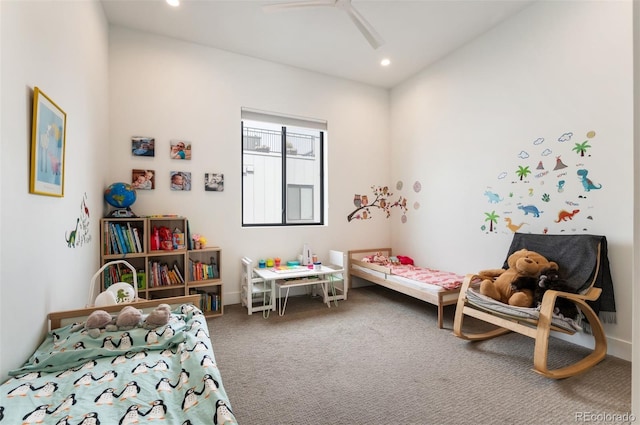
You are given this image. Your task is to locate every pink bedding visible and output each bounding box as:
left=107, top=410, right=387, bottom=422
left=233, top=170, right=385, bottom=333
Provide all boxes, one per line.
left=360, top=253, right=464, bottom=290
left=388, top=265, right=464, bottom=290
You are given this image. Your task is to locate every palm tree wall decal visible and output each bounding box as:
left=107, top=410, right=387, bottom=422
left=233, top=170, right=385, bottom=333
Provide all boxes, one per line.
left=484, top=210, right=499, bottom=232
left=572, top=140, right=592, bottom=157
left=516, top=165, right=531, bottom=181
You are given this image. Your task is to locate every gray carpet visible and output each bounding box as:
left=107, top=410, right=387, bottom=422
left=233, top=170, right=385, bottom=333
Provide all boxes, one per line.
left=208, top=286, right=631, bottom=425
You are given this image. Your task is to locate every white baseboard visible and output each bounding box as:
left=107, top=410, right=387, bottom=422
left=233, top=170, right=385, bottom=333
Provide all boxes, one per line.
left=554, top=331, right=631, bottom=361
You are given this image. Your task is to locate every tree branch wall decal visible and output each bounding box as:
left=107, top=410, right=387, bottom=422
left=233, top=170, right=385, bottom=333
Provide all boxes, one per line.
left=347, top=185, right=408, bottom=222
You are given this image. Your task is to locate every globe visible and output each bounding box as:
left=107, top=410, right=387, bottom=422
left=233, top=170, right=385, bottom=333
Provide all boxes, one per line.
left=104, top=182, right=137, bottom=209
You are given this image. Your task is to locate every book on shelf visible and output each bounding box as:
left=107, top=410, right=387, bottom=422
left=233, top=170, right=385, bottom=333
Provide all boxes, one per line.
left=110, top=223, right=124, bottom=254
left=108, top=226, right=118, bottom=254
left=173, top=261, right=185, bottom=283
left=105, top=221, right=146, bottom=254
left=186, top=220, right=193, bottom=250
left=189, top=288, right=220, bottom=312
left=132, top=227, right=143, bottom=252
left=103, top=221, right=109, bottom=255
left=189, top=258, right=219, bottom=281
left=126, top=222, right=138, bottom=253
left=103, top=262, right=131, bottom=288
left=148, top=261, right=184, bottom=287
left=116, top=223, right=130, bottom=253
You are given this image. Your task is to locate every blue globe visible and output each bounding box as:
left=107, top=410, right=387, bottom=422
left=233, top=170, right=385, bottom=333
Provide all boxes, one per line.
left=104, top=182, right=137, bottom=209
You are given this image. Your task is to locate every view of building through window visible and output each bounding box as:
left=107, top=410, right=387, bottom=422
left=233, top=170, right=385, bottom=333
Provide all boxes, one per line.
left=241, top=112, right=325, bottom=226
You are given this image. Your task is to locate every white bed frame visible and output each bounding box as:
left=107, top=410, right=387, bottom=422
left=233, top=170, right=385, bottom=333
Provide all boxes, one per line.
left=348, top=248, right=461, bottom=329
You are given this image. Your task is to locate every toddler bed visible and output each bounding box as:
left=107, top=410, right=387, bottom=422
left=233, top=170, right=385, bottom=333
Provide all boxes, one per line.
left=0, top=295, right=237, bottom=425
left=348, top=248, right=467, bottom=328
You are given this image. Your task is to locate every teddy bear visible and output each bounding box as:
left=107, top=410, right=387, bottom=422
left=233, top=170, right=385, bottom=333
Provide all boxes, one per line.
left=478, top=248, right=558, bottom=307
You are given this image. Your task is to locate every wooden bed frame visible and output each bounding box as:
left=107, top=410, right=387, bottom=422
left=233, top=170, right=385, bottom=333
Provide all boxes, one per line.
left=348, top=248, right=461, bottom=329
left=48, top=295, right=202, bottom=330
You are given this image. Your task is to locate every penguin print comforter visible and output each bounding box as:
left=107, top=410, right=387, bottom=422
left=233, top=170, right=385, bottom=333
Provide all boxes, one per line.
left=0, top=303, right=237, bottom=424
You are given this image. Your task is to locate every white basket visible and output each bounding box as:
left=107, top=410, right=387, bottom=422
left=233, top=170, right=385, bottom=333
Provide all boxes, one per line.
left=88, top=260, right=139, bottom=307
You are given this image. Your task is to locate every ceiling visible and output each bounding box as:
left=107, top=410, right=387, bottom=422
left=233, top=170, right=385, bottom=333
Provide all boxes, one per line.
left=100, top=0, right=535, bottom=89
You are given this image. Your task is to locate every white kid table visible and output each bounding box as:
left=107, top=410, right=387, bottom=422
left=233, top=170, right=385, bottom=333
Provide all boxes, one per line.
left=253, top=265, right=344, bottom=316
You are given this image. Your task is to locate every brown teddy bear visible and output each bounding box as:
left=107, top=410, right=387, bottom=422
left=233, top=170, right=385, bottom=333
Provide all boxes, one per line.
left=478, top=249, right=558, bottom=307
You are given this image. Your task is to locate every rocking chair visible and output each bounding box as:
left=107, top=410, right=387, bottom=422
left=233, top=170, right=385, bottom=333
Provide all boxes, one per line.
left=453, top=233, right=615, bottom=379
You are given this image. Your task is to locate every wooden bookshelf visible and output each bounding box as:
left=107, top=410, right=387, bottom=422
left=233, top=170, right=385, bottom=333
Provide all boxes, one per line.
left=99, top=216, right=223, bottom=318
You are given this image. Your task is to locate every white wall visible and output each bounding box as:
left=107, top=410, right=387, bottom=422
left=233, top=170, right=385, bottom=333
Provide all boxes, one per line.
left=390, top=0, right=633, bottom=361
left=108, top=28, right=392, bottom=305
left=0, top=1, right=110, bottom=378
left=632, top=0, right=639, bottom=416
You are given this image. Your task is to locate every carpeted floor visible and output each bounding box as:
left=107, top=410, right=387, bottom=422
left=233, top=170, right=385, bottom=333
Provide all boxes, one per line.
left=208, top=286, right=631, bottom=425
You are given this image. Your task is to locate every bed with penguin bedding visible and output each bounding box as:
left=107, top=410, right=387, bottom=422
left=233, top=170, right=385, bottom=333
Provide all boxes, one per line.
left=0, top=296, right=237, bottom=425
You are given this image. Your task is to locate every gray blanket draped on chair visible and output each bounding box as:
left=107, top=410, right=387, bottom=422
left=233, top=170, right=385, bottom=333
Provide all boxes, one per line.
left=503, top=233, right=616, bottom=325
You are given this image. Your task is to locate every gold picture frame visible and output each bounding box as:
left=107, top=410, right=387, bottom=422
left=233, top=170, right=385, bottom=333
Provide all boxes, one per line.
left=30, top=87, right=67, bottom=197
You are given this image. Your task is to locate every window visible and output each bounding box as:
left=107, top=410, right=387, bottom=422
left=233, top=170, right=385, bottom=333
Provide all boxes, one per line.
left=241, top=108, right=326, bottom=226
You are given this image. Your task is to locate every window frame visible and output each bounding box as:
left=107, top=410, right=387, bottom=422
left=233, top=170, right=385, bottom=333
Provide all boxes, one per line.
left=241, top=111, right=326, bottom=227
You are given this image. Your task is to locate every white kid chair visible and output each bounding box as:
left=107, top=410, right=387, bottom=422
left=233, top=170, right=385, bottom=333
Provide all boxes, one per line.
left=241, top=257, right=274, bottom=318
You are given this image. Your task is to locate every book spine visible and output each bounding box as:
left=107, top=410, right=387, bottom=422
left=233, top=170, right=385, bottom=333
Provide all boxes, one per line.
left=188, top=259, right=195, bottom=281
left=122, top=224, right=133, bottom=253
left=132, top=227, right=142, bottom=253
left=186, top=220, right=193, bottom=250
left=103, top=221, right=109, bottom=255
left=126, top=222, right=137, bottom=253
left=148, top=261, right=156, bottom=288
left=111, top=223, right=124, bottom=254
left=115, top=224, right=128, bottom=254
left=173, top=262, right=184, bottom=283
left=161, top=263, right=171, bottom=286
left=109, top=224, right=118, bottom=254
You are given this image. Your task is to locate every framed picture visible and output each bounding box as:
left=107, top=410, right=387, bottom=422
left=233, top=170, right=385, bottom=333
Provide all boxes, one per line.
left=205, top=173, right=224, bottom=191
left=170, top=171, right=191, bottom=191
left=132, top=136, right=155, bottom=157
left=30, top=87, right=67, bottom=197
left=131, top=169, right=155, bottom=190
left=170, top=139, right=191, bottom=160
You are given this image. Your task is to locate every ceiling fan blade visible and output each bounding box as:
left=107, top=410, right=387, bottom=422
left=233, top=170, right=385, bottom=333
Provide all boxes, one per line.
left=262, top=0, right=337, bottom=13
left=342, top=3, right=385, bottom=49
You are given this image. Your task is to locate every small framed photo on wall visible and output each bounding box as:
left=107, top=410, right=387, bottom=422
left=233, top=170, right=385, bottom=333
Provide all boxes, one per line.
left=132, top=136, right=155, bottom=157
left=170, top=140, right=191, bottom=160
left=205, top=173, right=224, bottom=192
left=171, top=171, right=191, bottom=191
left=131, top=169, right=154, bottom=190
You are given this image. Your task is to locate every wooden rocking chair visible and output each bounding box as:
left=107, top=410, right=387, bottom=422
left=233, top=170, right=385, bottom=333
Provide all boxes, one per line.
left=453, top=233, right=614, bottom=379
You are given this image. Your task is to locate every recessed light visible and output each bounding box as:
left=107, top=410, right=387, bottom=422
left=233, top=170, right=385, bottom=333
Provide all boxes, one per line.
left=380, top=58, right=391, bottom=67
left=166, top=0, right=180, bottom=7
